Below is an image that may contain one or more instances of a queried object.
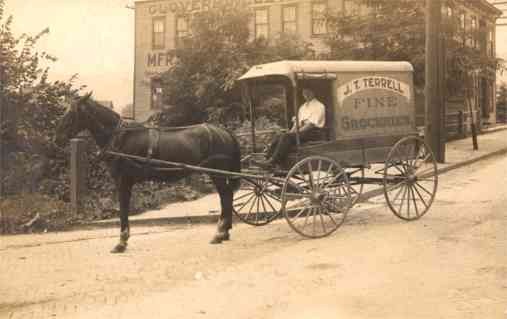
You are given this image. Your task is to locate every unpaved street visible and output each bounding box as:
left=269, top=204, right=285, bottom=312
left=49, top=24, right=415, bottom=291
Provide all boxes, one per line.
left=1, top=155, right=506, bottom=319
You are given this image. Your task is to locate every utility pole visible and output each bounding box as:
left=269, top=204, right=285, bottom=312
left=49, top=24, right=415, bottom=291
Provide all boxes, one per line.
left=425, top=0, right=446, bottom=162
left=0, top=65, right=4, bottom=198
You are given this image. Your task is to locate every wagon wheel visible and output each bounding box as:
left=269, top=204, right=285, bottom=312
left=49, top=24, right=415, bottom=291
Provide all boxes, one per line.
left=232, top=177, right=282, bottom=226
left=345, top=166, right=365, bottom=206
left=383, top=136, right=438, bottom=221
left=281, top=156, right=352, bottom=238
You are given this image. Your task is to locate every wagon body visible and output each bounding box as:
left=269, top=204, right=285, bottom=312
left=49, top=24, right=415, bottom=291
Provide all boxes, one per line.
left=238, top=60, right=417, bottom=168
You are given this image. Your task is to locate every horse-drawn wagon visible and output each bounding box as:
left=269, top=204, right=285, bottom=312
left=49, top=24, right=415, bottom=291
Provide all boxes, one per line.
left=55, top=60, right=438, bottom=252
left=232, top=60, right=438, bottom=238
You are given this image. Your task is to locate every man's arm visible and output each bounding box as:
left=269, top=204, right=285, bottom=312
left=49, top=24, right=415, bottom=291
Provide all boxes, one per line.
left=290, top=120, right=315, bottom=133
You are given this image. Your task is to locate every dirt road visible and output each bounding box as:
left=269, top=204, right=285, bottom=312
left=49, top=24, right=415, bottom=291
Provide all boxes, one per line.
left=1, top=155, right=506, bottom=319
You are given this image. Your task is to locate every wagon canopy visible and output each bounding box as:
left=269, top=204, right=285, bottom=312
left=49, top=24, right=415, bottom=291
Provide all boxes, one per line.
left=238, top=60, right=414, bottom=86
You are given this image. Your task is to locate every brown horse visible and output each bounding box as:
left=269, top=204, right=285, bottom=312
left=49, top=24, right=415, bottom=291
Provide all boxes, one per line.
left=55, top=93, right=241, bottom=253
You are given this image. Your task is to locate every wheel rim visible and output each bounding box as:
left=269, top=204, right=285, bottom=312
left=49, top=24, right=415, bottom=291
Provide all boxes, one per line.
left=282, top=156, right=352, bottom=238
left=383, top=137, right=438, bottom=220
left=232, top=177, right=282, bottom=226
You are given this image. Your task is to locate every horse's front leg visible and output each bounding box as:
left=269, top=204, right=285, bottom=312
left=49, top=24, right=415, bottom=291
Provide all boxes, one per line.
left=111, top=177, right=133, bottom=253
left=210, top=180, right=233, bottom=244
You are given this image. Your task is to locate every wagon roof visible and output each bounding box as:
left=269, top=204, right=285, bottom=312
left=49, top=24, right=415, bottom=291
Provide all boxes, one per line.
left=238, top=60, right=414, bottom=84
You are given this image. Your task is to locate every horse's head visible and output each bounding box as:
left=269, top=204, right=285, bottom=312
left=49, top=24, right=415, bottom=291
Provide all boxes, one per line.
left=54, top=92, right=93, bottom=147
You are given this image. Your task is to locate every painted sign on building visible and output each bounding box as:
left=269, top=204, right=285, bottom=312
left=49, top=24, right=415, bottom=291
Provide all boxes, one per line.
left=146, top=0, right=302, bottom=15
left=336, top=75, right=414, bottom=137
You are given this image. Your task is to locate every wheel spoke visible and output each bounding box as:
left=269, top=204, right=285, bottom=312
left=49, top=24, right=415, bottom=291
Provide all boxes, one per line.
left=394, top=147, right=409, bottom=174
left=245, top=195, right=258, bottom=221
left=390, top=184, right=405, bottom=206
left=263, top=190, right=281, bottom=202
left=413, top=180, right=434, bottom=197
left=307, top=161, right=315, bottom=190
left=291, top=206, right=307, bottom=220
left=413, top=183, right=429, bottom=209
left=234, top=191, right=255, bottom=201
left=321, top=207, right=339, bottom=227
left=296, top=167, right=308, bottom=185
left=317, top=208, right=327, bottom=234
left=410, top=185, right=420, bottom=217
left=259, top=195, right=268, bottom=217
left=398, top=185, right=408, bottom=213
left=234, top=192, right=256, bottom=212
left=301, top=207, right=312, bottom=230
left=312, top=208, right=317, bottom=236
left=406, top=184, right=411, bottom=218
left=322, top=171, right=344, bottom=190
left=261, top=194, right=278, bottom=215
left=386, top=160, right=407, bottom=176
left=255, top=193, right=261, bottom=223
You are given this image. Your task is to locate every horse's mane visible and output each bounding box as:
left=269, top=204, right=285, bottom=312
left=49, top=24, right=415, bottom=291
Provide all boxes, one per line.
left=76, top=94, right=121, bottom=129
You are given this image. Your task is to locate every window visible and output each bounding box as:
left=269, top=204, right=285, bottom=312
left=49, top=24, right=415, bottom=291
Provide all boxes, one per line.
left=152, top=17, right=166, bottom=49
left=175, top=16, right=189, bottom=46
left=151, top=79, right=164, bottom=109
left=344, top=0, right=359, bottom=16
left=487, top=28, right=494, bottom=57
left=282, top=5, right=297, bottom=33
left=312, top=1, right=327, bottom=36
left=470, top=15, right=478, bottom=49
left=446, top=6, right=453, bottom=18
left=255, top=8, right=269, bottom=39
left=459, top=12, right=466, bottom=46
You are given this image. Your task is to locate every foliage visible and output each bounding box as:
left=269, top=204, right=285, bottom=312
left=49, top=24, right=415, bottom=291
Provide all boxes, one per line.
left=497, top=82, right=507, bottom=123
left=0, top=0, right=85, bottom=157
left=323, top=0, right=505, bottom=94
left=160, top=5, right=314, bottom=125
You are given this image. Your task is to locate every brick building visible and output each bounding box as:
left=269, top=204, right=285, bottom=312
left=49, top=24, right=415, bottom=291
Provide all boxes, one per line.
left=133, top=0, right=501, bottom=127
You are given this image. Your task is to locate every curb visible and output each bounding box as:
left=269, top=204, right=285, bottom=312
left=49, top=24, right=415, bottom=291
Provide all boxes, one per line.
left=84, top=146, right=507, bottom=230
left=356, top=146, right=507, bottom=203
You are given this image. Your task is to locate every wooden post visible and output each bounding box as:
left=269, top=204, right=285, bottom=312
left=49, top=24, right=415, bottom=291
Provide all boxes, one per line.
left=70, top=138, right=88, bottom=215
left=458, top=110, right=464, bottom=138
left=0, top=66, right=4, bottom=234
left=0, top=71, right=4, bottom=199
left=425, top=0, right=446, bottom=163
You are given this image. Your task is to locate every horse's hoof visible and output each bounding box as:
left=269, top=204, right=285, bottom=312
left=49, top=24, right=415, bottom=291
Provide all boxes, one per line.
left=222, top=233, right=230, bottom=241
left=209, top=236, right=223, bottom=244
left=111, top=244, right=127, bottom=253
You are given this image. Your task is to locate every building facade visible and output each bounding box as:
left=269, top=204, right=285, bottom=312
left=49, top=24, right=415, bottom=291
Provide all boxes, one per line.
left=133, top=0, right=501, bottom=127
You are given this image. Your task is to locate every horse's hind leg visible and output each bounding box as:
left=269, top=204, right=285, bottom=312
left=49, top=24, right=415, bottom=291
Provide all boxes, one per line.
left=210, top=178, right=233, bottom=244
left=111, top=177, right=133, bottom=253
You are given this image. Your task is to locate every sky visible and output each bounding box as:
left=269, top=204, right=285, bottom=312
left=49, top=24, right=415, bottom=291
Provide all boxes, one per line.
left=4, top=0, right=135, bottom=112
left=3, top=0, right=507, bottom=113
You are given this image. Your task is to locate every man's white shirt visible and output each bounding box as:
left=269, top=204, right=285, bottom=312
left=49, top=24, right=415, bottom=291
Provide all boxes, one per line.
left=297, top=98, right=325, bottom=128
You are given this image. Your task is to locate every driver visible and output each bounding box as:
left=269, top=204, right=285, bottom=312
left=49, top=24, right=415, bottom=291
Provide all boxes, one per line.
left=256, top=88, right=325, bottom=168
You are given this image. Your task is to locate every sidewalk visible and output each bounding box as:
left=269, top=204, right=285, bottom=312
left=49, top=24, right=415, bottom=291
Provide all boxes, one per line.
left=88, top=125, right=507, bottom=229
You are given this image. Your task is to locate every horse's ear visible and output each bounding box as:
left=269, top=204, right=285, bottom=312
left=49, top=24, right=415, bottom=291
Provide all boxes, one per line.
left=85, top=91, right=93, bottom=100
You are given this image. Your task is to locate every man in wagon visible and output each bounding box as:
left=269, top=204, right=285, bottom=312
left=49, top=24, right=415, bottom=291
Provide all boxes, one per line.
left=256, top=88, right=326, bottom=168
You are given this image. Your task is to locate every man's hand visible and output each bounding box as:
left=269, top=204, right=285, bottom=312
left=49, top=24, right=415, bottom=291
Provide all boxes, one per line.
left=290, top=120, right=314, bottom=133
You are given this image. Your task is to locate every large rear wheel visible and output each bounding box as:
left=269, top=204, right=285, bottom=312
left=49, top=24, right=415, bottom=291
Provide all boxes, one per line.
left=281, top=156, right=352, bottom=238
left=383, top=136, right=438, bottom=220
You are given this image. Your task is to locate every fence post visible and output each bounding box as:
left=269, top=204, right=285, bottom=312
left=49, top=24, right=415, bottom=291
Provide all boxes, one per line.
left=458, top=111, right=464, bottom=138
left=70, top=138, right=88, bottom=215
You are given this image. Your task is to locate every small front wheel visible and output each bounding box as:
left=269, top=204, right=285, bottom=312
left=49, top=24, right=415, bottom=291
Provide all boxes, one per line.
left=383, top=136, right=438, bottom=220
left=232, top=177, right=282, bottom=226
left=281, top=156, right=352, bottom=238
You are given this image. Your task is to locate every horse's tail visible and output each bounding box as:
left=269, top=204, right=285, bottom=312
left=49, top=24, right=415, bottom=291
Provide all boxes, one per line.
left=229, top=132, right=242, bottom=193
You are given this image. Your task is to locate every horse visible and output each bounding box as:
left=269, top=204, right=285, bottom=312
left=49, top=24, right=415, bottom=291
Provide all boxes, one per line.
left=55, top=93, right=241, bottom=253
